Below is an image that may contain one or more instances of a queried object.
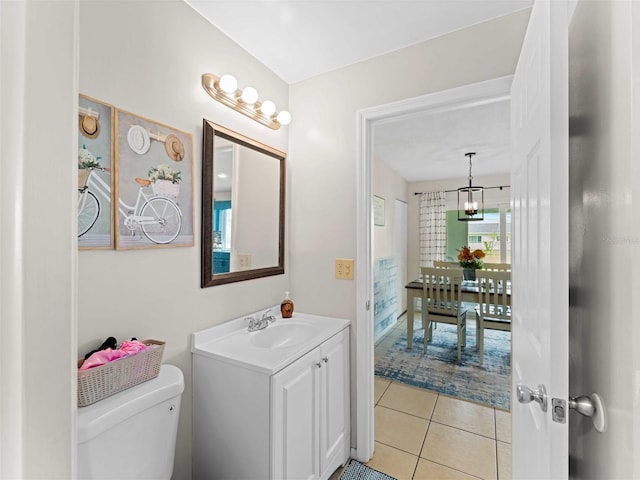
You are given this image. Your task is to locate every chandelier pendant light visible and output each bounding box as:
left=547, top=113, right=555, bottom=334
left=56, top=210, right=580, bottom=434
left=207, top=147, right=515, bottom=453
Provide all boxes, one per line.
left=457, top=152, right=484, bottom=222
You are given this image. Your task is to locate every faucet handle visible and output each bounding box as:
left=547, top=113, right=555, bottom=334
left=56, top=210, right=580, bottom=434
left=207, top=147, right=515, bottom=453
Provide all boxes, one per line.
left=246, top=316, right=258, bottom=329
left=262, top=309, right=276, bottom=323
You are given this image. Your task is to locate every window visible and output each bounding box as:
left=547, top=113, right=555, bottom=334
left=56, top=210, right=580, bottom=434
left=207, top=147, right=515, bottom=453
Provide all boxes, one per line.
left=446, top=206, right=511, bottom=263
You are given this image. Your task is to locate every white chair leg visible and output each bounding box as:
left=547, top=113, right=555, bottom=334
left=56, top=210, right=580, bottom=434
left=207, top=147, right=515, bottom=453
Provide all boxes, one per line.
left=479, top=319, right=484, bottom=367
left=423, top=318, right=429, bottom=354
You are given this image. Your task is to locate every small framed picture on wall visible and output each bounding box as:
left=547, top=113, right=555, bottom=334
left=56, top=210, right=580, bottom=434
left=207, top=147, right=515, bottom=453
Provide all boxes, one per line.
left=373, top=195, right=385, bottom=226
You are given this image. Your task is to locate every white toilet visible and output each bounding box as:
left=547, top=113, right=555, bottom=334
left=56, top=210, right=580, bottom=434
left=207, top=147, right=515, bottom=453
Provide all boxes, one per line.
left=77, top=364, right=184, bottom=479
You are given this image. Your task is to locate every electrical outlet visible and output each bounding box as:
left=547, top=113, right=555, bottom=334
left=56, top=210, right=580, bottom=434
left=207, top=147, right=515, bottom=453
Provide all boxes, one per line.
left=238, top=253, right=251, bottom=270
left=335, top=258, right=354, bottom=280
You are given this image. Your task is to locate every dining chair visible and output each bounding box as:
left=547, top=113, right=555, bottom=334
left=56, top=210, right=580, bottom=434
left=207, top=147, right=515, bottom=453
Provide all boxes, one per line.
left=421, top=267, right=468, bottom=363
left=475, top=269, right=511, bottom=365
left=433, top=261, right=458, bottom=268
left=482, top=262, right=511, bottom=271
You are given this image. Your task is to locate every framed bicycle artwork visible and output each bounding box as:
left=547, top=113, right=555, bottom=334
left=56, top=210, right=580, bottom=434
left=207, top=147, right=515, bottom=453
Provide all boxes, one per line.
left=78, top=95, right=115, bottom=249
left=114, top=109, right=194, bottom=249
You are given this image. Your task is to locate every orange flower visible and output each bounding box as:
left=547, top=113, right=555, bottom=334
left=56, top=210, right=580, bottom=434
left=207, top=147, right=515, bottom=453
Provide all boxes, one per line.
left=457, top=245, right=485, bottom=269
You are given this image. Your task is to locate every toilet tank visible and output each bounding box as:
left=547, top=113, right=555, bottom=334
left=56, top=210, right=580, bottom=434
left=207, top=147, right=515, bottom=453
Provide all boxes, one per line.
left=77, top=364, right=184, bottom=479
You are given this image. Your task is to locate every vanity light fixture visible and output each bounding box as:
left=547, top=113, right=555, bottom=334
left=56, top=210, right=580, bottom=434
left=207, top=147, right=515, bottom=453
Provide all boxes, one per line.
left=457, top=152, right=484, bottom=222
left=201, top=73, right=292, bottom=130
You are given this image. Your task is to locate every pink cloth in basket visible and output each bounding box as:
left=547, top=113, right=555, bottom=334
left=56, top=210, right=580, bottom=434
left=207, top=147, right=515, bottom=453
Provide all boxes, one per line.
left=79, top=340, right=148, bottom=370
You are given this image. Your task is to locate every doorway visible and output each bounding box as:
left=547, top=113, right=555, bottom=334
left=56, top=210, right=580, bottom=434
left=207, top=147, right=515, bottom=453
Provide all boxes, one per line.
left=355, top=76, right=514, bottom=462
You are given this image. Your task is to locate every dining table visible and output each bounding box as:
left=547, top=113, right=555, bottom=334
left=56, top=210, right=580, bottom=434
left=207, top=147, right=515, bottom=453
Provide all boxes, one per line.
left=404, top=278, right=511, bottom=349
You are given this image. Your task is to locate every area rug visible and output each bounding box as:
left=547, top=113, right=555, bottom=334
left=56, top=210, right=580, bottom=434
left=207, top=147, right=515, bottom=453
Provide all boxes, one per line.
left=339, top=459, right=397, bottom=480
left=375, top=319, right=511, bottom=410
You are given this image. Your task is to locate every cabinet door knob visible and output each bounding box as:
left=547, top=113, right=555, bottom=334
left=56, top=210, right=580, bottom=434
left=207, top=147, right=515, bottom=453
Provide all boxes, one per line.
left=316, top=362, right=322, bottom=368
left=322, top=356, right=329, bottom=363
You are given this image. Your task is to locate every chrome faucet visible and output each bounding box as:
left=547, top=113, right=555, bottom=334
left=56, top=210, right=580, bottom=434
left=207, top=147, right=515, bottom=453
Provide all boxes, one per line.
left=247, top=309, right=277, bottom=332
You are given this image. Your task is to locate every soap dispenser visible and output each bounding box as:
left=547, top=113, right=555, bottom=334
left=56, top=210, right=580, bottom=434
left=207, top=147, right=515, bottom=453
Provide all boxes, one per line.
left=280, top=291, right=294, bottom=318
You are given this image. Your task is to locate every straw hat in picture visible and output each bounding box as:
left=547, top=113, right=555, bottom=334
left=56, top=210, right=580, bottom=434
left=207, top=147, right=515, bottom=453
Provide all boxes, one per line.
left=79, top=114, right=100, bottom=139
left=164, top=134, right=185, bottom=162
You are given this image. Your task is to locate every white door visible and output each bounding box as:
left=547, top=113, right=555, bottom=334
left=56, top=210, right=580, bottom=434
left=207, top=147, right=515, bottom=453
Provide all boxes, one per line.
left=510, top=1, right=569, bottom=477
left=393, top=200, right=408, bottom=314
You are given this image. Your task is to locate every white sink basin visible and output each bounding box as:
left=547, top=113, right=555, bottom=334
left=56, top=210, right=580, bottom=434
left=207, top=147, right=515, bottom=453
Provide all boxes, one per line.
left=250, top=322, right=317, bottom=349
left=192, top=311, right=350, bottom=375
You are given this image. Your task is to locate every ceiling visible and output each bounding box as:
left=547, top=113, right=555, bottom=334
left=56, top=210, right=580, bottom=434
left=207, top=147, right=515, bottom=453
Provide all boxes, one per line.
left=373, top=98, right=512, bottom=182
left=186, top=0, right=532, bottom=181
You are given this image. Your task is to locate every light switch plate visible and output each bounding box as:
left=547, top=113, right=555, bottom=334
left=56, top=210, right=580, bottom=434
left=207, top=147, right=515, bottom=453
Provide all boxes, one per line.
left=238, top=253, right=251, bottom=270
left=335, top=258, right=354, bottom=280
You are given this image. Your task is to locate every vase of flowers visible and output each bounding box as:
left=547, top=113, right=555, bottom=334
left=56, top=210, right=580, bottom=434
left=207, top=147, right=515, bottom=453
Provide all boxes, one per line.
left=457, top=245, right=485, bottom=281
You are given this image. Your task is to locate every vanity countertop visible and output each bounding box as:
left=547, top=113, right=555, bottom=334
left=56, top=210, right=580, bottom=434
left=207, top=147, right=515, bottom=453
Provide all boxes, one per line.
left=191, top=310, right=350, bottom=375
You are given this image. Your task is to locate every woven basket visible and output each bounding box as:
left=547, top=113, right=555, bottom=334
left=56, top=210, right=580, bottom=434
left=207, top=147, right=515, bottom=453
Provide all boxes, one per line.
left=151, top=180, right=180, bottom=197
left=77, top=339, right=165, bottom=407
left=78, top=169, right=90, bottom=188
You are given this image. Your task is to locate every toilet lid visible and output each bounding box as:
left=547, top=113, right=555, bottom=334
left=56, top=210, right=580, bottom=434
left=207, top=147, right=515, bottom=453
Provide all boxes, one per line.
left=77, top=364, right=184, bottom=443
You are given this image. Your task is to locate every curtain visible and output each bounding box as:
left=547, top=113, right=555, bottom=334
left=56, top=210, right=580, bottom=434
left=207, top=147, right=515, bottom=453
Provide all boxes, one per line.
left=419, top=192, right=446, bottom=266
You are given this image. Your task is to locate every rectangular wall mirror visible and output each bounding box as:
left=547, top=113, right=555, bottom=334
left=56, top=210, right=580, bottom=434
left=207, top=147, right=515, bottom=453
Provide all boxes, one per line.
left=201, top=120, right=285, bottom=287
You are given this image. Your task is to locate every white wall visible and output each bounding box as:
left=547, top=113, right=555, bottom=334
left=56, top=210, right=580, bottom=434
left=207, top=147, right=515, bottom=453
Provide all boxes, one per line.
left=289, top=10, right=529, bottom=320
left=568, top=1, right=639, bottom=477
left=373, top=157, right=408, bottom=261
left=78, top=2, right=290, bottom=478
left=407, top=173, right=511, bottom=279
left=0, top=1, right=77, bottom=477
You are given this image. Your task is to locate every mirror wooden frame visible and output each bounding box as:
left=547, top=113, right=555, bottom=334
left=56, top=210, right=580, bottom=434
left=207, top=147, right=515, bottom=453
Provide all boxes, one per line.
left=201, top=120, right=285, bottom=287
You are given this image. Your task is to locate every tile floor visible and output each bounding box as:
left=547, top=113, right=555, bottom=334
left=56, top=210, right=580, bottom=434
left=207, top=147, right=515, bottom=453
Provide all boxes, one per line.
left=332, top=315, right=512, bottom=480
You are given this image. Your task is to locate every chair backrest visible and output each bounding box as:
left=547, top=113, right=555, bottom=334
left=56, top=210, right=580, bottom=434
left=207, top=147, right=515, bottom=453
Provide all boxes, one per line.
left=483, top=263, right=511, bottom=271
left=433, top=261, right=458, bottom=268
left=421, top=267, right=464, bottom=316
left=476, top=269, right=511, bottom=320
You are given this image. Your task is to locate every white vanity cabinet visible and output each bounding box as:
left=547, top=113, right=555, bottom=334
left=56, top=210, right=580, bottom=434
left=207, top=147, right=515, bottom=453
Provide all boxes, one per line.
left=192, top=312, right=350, bottom=480
left=271, top=328, right=350, bottom=480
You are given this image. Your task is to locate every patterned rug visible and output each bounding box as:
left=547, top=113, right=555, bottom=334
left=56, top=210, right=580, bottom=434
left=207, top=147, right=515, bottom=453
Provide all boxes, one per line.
left=375, top=319, right=511, bottom=410
left=339, top=459, right=397, bottom=480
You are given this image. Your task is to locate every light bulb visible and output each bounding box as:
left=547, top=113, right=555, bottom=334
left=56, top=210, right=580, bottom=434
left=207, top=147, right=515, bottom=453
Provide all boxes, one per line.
left=259, top=100, right=276, bottom=117
left=464, top=201, right=478, bottom=215
left=276, top=110, right=292, bottom=125
left=241, top=86, right=259, bottom=105
left=218, top=74, right=237, bottom=94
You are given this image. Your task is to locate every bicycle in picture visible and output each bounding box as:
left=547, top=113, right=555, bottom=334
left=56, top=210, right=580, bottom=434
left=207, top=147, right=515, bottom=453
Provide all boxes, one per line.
left=78, top=167, right=182, bottom=244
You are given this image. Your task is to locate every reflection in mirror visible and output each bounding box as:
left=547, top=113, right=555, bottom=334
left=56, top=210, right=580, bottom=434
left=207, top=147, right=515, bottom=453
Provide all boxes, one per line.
left=201, top=120, right=285, bottom=287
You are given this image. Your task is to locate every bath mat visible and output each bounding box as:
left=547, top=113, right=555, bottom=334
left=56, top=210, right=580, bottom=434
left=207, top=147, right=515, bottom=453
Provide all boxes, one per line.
left=339, top=459, right=397, bottom=480
left=375, top=319, right=511, bottom=410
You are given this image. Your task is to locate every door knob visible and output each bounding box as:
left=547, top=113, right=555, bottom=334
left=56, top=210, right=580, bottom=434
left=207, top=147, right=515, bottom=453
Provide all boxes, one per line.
left=516, top=384, right=548, bottom=412
left=569, top=395, right=595, bottom=417
left=551, top=393, right=606, bottom=432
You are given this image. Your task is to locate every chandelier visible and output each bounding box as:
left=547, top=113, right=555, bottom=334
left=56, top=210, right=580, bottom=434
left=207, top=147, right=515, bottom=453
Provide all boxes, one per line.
left=457, top=152, right=484, bottom=222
